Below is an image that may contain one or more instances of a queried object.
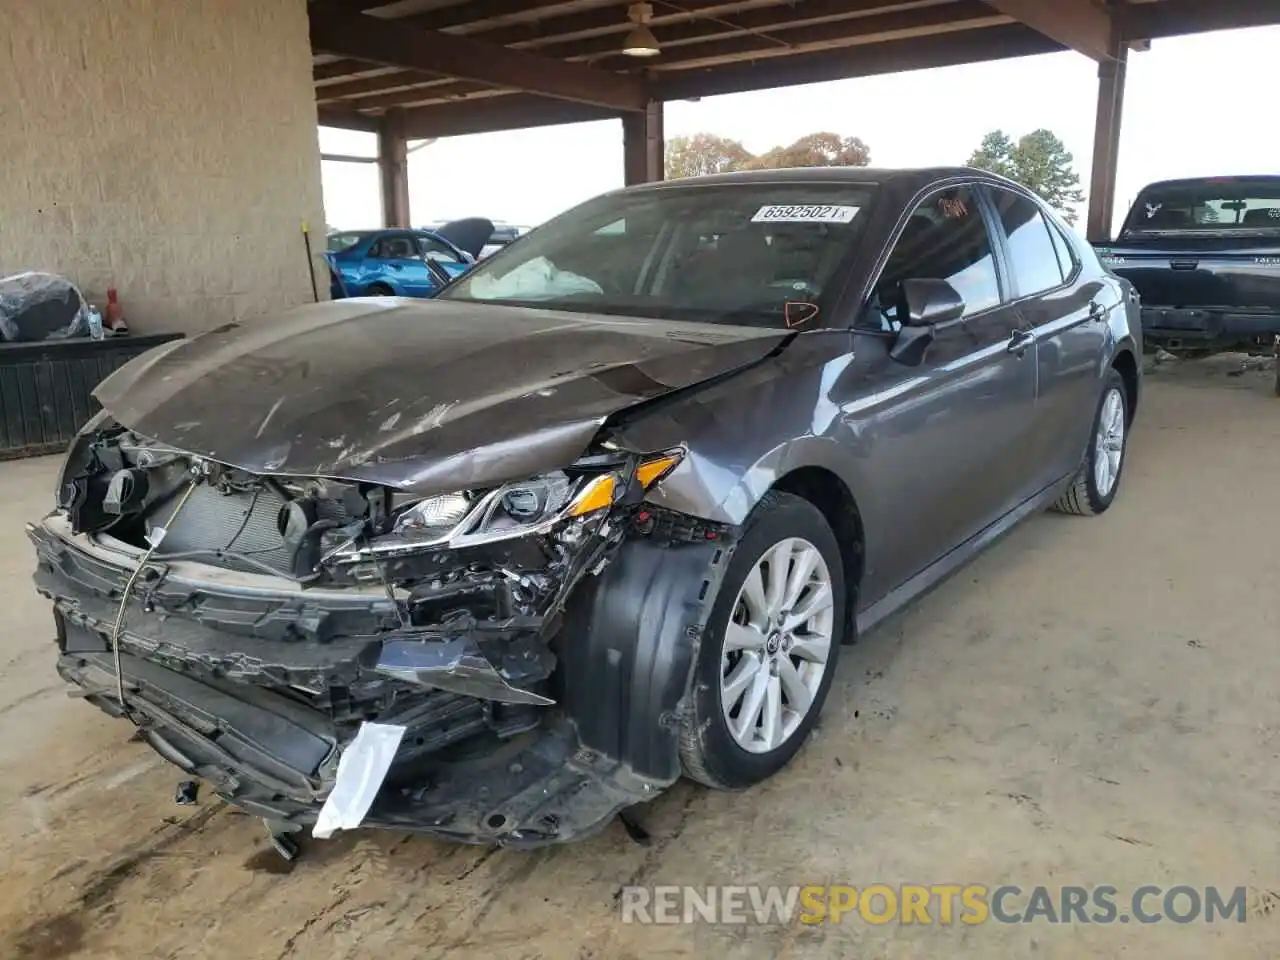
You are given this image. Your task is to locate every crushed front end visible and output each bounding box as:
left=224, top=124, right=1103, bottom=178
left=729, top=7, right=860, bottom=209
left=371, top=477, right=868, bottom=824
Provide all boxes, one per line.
left=31, top=418, right=732, bottom=845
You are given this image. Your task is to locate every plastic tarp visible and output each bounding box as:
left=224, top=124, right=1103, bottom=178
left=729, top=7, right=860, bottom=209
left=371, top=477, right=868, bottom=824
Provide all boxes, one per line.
left=0, top=271, right=89, bottom=342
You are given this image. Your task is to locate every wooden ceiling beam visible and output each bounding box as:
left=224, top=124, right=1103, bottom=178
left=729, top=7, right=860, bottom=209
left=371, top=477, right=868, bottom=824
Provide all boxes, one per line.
left=981, top=0, right=1115, bottom=61
left=653, top=21, right=1060, bottom=98
left=317, top=72, right=456, bottom=101
left=405, top=0, right=629, bottom=33
left=459, top=0, right=798, bottom=46
left=1119, top=0, right=1280, bottom=40
left=399, top=94, right=621, bottom=138
left=607, top=2, right=1011, bottom=73
left=558, top=0, right=985, bottom=64
left=309, top=3, right=650, bottom=111
left=331, top=81, right=506, bottom=111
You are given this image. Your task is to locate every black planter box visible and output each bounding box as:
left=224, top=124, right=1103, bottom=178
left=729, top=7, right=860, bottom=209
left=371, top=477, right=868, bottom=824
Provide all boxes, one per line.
left=0, top=334, right=183, bottom=459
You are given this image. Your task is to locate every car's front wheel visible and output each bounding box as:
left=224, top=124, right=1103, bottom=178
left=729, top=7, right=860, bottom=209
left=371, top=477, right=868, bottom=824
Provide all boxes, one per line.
left=679, top=491, right=846, bottom=789
left=1053, top=367, right=1129, bottom=516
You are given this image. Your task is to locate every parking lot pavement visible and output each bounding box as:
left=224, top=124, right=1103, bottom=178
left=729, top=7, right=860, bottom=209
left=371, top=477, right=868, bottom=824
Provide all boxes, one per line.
left=1, top=362, right=1278, bottom=960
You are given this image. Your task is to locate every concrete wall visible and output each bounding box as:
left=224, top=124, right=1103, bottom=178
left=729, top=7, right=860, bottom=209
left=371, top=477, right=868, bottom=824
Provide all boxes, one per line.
left=0, top=0, right=328, bottom=336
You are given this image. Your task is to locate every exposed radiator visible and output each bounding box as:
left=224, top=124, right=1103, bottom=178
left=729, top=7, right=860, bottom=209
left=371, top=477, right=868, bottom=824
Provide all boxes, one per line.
left=149, top=482, right=295, bottom=574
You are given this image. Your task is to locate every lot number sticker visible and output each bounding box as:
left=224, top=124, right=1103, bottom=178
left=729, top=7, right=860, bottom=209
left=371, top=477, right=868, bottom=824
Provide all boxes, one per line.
left=752, top=204, right=860, bottom=224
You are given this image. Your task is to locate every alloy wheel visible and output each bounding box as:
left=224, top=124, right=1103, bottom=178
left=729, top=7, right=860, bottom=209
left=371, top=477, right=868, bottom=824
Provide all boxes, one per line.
left=719, top=537, right=835, bottom=754
left=1094, top=387, right=1125, bottom=497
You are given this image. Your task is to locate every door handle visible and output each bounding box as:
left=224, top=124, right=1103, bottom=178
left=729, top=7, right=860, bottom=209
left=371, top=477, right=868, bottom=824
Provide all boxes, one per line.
left=390, top=263, right=403, bottom=270
left=1007, top=328, right=1036, bottom=355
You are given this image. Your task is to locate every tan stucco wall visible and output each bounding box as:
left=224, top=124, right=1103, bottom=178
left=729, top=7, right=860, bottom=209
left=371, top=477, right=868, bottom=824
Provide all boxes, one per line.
left=0, top=0, right=328, bottom=335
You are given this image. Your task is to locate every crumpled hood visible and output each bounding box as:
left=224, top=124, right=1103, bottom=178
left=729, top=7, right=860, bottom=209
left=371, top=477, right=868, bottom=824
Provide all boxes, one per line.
left=94, top=298, right=789, bottom=494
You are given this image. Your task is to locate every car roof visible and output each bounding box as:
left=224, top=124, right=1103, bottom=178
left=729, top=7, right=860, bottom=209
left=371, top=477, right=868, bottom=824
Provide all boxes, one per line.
left=334, top=228, right=445, bottom=238
left=620, top=166, right=1014, bottom=194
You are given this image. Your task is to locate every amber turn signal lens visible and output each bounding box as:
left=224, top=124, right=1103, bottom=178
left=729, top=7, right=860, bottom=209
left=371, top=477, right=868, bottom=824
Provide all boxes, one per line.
left=635, top=453, right=682, bottom=489
left=566, top=474, right=617, bottom=517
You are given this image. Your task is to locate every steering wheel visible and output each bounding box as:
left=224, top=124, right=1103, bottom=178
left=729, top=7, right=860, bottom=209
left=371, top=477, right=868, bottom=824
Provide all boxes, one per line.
left=769, top=279, right=821, bottom=298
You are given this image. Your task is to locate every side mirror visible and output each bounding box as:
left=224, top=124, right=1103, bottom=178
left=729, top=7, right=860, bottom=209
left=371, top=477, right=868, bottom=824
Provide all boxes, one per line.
left=900, top=278, right=965, bottom=326
left=889, top=278, right=966, bottom=366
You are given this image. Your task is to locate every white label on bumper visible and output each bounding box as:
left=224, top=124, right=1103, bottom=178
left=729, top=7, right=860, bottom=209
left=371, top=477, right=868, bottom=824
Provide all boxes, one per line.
left=312, top=722, right=406, bottom=840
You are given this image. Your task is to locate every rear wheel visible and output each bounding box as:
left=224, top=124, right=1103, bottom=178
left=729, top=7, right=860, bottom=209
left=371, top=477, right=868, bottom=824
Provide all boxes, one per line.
left=679, top=491, right=846, bottom=789
left=366, top=283, right=394, bottom=296
left=1053, top=368, right=1129, bottom=516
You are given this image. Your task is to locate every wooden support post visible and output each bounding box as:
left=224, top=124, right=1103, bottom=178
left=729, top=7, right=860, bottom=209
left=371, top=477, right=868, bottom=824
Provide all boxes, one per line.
left=378, top=111, right=412, bottom=228
left=623, top=100, right=664, bottom=187
left=1086, top=37, right=1128, bottom=242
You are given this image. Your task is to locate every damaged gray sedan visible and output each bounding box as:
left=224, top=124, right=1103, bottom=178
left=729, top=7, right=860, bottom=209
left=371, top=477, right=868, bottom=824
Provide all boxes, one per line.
left=30, top=168, right=1141, bottom=847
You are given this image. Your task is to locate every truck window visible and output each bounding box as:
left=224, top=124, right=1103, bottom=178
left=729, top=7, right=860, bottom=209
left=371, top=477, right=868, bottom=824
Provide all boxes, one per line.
left=1121, top=178, right=1280, bottom=236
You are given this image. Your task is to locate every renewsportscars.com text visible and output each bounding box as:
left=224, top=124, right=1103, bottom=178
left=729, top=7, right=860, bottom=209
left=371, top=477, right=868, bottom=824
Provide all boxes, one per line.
left=619, top=884, right=1248, bottom=926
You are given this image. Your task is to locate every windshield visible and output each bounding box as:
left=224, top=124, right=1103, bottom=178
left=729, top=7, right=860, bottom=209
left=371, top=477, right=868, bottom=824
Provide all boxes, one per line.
left=1121, top=178, right=1280, bottom=235
left=438, top=182, right=877, bottom=327
left=326, top=231, right=370, bottom=253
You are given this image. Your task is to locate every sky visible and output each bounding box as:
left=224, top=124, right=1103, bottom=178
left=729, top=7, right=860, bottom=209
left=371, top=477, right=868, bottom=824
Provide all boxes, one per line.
left=318, top=25, right=1279, bottom=237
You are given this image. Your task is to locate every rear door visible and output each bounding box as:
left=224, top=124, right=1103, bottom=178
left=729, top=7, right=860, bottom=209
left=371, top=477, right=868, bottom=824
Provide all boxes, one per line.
left=848, top=183, right=1038, bottom=599
left=985, top=186, right=1108, bottom=490
left=366, top=233, right=433, bottom=296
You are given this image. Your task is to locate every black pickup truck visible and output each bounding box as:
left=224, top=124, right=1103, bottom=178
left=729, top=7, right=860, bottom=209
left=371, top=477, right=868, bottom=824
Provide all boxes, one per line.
left=1094, top=175, right=1280, bottom=393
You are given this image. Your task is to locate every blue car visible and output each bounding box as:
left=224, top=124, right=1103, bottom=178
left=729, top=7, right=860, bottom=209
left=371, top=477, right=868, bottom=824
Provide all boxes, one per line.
left=325, top=228, right=475, bottom=299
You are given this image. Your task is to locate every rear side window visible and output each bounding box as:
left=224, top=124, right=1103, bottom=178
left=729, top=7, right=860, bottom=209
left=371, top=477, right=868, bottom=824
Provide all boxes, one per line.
left=1046, top=223, right=1077, bottom=281
left=989, top=189, right=1065, bottom=297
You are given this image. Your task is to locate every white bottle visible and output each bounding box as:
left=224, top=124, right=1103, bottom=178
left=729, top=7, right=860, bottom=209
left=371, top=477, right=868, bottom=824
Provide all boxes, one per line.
left=87, top=305, right=104, bottom=340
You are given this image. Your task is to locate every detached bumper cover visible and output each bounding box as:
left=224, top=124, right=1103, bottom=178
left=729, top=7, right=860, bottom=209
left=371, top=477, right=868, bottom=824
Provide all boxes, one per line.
left=31, top=517, right=729, bottom=845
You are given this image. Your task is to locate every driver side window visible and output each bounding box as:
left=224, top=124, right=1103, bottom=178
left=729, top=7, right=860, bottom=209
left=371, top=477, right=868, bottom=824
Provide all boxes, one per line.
left=866, top=186, right=1000, bottom=330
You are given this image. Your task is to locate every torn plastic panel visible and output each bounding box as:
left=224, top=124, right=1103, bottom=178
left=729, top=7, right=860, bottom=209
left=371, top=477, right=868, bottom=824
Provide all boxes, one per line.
left=375, top=637, right=554, bottom=706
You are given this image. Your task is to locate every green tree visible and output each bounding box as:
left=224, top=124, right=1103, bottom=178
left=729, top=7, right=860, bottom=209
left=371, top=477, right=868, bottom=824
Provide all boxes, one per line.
left=968, top=128, right=1086, bottom=225
left=747, top=132, right=871, bottom=170
left=665, top=133, right=753, bottom=179
left=967, top=130, right=1018, bottom=181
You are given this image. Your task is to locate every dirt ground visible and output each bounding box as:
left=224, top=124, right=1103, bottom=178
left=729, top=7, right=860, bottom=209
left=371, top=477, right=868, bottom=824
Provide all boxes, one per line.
left=1, top=356, right=1278, bottom=960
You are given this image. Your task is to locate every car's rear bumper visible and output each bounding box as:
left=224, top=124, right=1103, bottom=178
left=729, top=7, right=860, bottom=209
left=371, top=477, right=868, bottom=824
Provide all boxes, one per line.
left=30, top=513, right=722, bottom=845
left=1141, top=307, right=1280, bottom=352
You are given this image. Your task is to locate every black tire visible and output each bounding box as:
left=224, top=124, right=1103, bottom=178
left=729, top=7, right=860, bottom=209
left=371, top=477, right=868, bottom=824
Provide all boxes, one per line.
left=366, top=283, right=394, bottom=296
left=679, top=491, right=847, bottom=789
left=1052, top=368, right=1129, bottom=517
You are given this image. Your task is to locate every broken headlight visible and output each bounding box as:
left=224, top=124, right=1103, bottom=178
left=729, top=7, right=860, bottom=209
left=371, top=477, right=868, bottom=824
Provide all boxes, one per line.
left=391, top=472, right=574, bottom=542
left=330, top=451, right=683, bottom=563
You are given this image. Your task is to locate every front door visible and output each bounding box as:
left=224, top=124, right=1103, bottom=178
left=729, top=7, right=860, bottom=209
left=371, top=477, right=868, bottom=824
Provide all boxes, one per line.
left=845, top=184, right=1038, bottom=603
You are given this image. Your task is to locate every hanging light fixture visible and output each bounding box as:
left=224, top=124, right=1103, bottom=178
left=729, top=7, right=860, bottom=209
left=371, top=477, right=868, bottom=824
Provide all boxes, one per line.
left=622, top=2, right=661, bottom=57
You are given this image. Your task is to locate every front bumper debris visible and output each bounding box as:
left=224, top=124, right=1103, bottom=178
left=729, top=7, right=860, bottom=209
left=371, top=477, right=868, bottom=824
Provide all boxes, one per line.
left=31, top=506, right=731, bottom=845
